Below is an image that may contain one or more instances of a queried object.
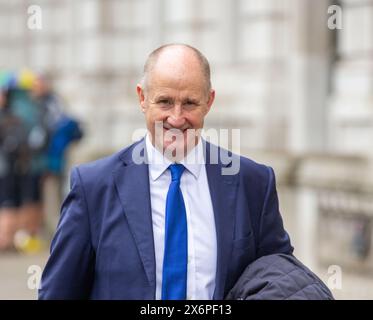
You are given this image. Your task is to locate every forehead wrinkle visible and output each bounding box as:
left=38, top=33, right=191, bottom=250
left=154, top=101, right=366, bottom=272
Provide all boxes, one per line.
left=150, top=86, right=205, bottom=102
left=147, top=74, right=206, bottom=99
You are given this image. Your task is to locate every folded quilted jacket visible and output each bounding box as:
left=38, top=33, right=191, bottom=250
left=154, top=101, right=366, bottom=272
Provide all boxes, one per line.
left=226, top=254, right=334, bottom=300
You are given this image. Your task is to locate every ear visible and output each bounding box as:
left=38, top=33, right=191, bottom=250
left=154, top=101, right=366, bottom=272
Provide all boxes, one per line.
left=136, top=84, right=146, bottom=113
left=206, top=89, right=215, bottom=113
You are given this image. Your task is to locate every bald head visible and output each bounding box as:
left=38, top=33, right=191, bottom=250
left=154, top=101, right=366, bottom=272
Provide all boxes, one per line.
left=141, top=44, right=212, bottom=94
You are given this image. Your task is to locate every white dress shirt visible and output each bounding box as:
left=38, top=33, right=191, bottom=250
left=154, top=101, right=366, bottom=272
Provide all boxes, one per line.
left=145, top=134, right=217, bottom=300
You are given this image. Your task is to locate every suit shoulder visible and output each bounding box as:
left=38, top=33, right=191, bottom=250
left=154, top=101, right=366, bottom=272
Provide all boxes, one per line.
left=238, top=155, right=275, bottom=195
left=239, top=154, right=270, bottom=178
left=73, top=139, right=142, bottom=181
left=207, top=143, right=273, bottom=184
left=210, top=142, right=270, bottom=177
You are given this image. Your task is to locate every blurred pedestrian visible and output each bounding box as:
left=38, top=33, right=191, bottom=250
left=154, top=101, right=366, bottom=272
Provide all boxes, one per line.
left=31, top=73, right=83, bottom=176
left=0, top=88, right=29, bottom=250
left=6, top=72, right=49, bottom=251
left=1, top=69, right=83, bottom=253
left=30, top=73, right=83, bottom=236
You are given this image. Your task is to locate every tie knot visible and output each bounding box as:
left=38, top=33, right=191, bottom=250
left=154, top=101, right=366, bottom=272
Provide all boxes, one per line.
left=169, top=164, right=185, bottom=182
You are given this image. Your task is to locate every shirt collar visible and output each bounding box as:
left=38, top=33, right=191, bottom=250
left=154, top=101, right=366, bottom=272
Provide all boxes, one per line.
left=145, top=133, right=204, bottom=181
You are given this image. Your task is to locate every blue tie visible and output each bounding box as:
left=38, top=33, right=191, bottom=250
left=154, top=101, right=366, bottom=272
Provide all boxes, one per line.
left=161, top=164, right=188, bottom=300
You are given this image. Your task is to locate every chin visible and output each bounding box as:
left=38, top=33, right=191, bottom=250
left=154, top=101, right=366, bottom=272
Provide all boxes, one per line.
left=161, top=140, right=188, bottom=161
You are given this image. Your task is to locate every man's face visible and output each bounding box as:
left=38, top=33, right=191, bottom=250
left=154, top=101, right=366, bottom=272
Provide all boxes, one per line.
left=137, top=51, right=215, bottom=159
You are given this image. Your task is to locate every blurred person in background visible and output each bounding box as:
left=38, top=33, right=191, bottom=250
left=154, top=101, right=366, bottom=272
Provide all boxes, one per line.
left=32, top=73, right=64, bottom=132
left=0, top=70, right=83, bottom=253
left=31, top=73, right=83, bottom=177
left=31, top=73, right=83, bottom=238
left=0, top=85, right=30, bottom=250
left=3, top=71, right=49, bottom=252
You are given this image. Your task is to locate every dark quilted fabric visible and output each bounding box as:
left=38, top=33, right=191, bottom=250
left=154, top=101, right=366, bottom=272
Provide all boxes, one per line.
left=225, top=254, right=334, bottom=300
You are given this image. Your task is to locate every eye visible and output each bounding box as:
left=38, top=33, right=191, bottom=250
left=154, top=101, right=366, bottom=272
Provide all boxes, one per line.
left=184, top=99, right=197, bottom=106
left=157, top=99, right=172, bottom=106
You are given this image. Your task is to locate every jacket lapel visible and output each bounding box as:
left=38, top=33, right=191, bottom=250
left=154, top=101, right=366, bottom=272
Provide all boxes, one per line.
left=113, top=139, right=156, bottom=290
left=205, top=142, right=239, bottom=300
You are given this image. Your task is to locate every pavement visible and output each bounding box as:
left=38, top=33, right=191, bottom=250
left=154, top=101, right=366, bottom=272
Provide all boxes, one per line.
left=1, top=250, right=373, bottom=299
left=0, top=251, right=49, bottom=300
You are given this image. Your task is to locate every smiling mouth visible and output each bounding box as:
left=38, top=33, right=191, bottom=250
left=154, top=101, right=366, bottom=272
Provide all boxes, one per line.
left=163, top=126, right=188, bottom=133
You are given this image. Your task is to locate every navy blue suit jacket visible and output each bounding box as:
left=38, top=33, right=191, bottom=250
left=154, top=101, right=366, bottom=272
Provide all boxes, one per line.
left=39, top=139, right=293, bottom=299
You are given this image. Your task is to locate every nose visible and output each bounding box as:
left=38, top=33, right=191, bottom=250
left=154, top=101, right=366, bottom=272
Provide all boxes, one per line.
left=167, top=104, right=186, bottom=129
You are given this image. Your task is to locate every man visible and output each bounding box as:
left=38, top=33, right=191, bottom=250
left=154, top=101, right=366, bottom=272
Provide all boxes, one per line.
left=0, top=88, right=24, bottom=250
left=39, top=44, right=293, bottom=300
left=0, top=86, right=43, bottom=251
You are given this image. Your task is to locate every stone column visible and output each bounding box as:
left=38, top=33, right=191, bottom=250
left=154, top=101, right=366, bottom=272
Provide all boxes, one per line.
left=289, top=0, right=333, bottom=154
left=328, top=0, right=373, bottom=156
